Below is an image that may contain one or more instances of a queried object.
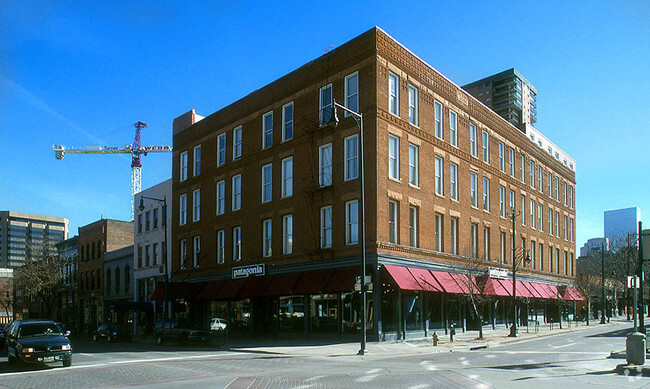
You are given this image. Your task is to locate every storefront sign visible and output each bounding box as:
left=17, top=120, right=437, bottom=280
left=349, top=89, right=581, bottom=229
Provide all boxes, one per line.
left=489, top=267, right=508, bottom=279
left=232, top=264, right=265, bottom=279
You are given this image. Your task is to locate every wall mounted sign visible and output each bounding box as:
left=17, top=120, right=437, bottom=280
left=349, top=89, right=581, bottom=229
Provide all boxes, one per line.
left=232, top=264, right=265, bottom=279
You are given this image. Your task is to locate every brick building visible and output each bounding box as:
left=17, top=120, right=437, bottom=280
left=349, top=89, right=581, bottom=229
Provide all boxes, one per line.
left=169, top=27, right=578, bottom=340
left=78, top=219, right=133, bottom=334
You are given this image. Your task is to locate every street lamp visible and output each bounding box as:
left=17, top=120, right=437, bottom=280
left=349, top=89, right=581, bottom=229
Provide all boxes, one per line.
left=138, top=195, right=169, bottom=319
left=600, top=241, right=607, bottom=324
left=509, top=207, right=531, bottom=337
left=331, top=100, right=367, bottom=355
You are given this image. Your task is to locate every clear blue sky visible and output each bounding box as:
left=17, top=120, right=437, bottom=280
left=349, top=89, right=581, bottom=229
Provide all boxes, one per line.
left=1, top=1, right=649, bottom=250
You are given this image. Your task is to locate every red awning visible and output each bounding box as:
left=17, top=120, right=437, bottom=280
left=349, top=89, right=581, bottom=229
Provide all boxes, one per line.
left=238, top=276, right=274, bottom=298
left=293, top=269, right=335, bottom=295
left=533, top=283, right=558, bottom=299
left=450, top=273, right=478, bottom=294
left=263, top=273, right=300, bottom=296
left=408, top=268, right=444, bottom=292
left=515, top=280, right=534, bottom=298
left=323, top=267, right=357, bottom=293
left=430, top=271, right=465, bottom=294
left=196, top=280, right=225, bottom=300
left=150, top=281, right=165, bottom=301
left=214, top=279, right=246, bottom=300
left=522, top=281, right=544, bottom=298
left=385, top=265, right=424, bottom=291
left=563, top=286, right=585, bottom=301
left=483, top=278, right=511, bottom=296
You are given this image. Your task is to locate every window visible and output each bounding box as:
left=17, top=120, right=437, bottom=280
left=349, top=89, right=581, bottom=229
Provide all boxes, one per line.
left=216, top=180, right=225, bottom=215
left=408, top=84, right=418, bottom=125
left=232, top=174, right=241, bottom=211
left=145, top=211, right=150, bottom=231
left=262, top=111, right=273, bottom=149
left=193, top=235, right=200, bottom=268
left=282, top=102, right=294, bottom=141
left=469, top=123, right=477, bottom=157
left=555, top=211, right=560, bottom=237
left=435, top=156, right=444, bottom=196
left=263, top=219, right=272, bottom=257
left=483, top=177, right=490, bottom=212
left=179, top=194, right=187, bottom=226
left=531, top=200, right=536, bottom=228
left=508, top=147, right=515, bottom=176
left=470, top=172, right=478, bottom=208
left=435, top=101, right=444, bottom=139
left=180, top=239, right=186, bottom=269
left=484, top=228, right=490, bottom=260
left=180, top=151, right=188, bottom=182
left=482, top=131, right=489, bottom=164
left=539, top=245, right=544, bottom=271
left=539, top=203, right=544, bottom=231
left=346, top=200, right=359, bottom=245
left=389, top=200, right=398, bottom=244
left=216, top=230, right=225, bottom=264
left=137, top=214, right=142, bottom=233
left=563, top=215, right=568, bottom=240
left=194, top=145, right=201, bottom=175
left=563, top=182, right=567, bottom=205
left=116, top=267, right=122, bottom=295
left=282, top=157, right=293, bottom=198
left=498, top=142, right=505, bottom=172
left=538, top=166, right=543, bottom=192
left=547, top=172, right=552, bottom=197
left=449, top=110, right=457, bottom=147
left=192, top=189, right=200, bottom=222
left=450, top=218, right=458, bottom=255
left=283, top=215, right=293, bottom=254
left=106, top=269, right=111, bottom=296
left=499, top=186, right=506, bottom=217
left=520, top=194, right=525, bottom=225
left=548, top=245, right=553, bottom=272
left=510, top=190, right=515, bottom=212
left=470, top=224, right=478, bottom=257
left=408, top=206, right=418, bottom=247
left=345, top=135, right=359, bottom=181
left=569, top=218, right=574, bottom=242
left=530, top=161, right=535, bottom=189
left=554, top=176, right=559, bottom=200
left=319, top=143, right=333, bottom=186
left=548, top=209, right=553, bottom=235
left=319, top=83, right=333, bottom=125
left=388, top=134, right=399, bottom=180
left=388, top=72, right=399, bottom=116
left=217, top=133, right=226, bottom=167
left=531, top=242, right=536, bottom=269
left=153, top=208, right=158, bottom=229
left=450, top=162, right=458, bottom=201
left=345, top=72, right=359, bottom=114
left=321, top=206, right=333, bottom=248
left=556, top=248, right=560, bottom=273
left=520, top=155, right=525, bottom=182
left=435, top=213, right=443, bottom=251
left=408, top=143, right=419, bottom=186
left=262, top=163, right=272, bottom=202
left=569, top=186, right=574, bottom=209
left=500, top=232, right=506, bottom=263
left=233, top=125, right=242, bottom=160
left=153, top=243, right=159, bottom=265
left=137, top=246, right=142, bottom=268
left=233, top=226, right=242, bottom=262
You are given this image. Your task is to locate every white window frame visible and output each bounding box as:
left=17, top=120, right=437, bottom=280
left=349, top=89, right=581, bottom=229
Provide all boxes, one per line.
left=344, top=71, right=359, bottom=115
left=435, top=155, right=444, bottom=196
left=263, top=219, right=272, bottom=257
left=520, top=194, right=525, bottom=226
left=320, top=206, right=333, bottom=249
left=389, top=200, right=398, bottom=244
left=500, top=231, right=506, bottom=263
left=233, top=226, right=242, bottom=262
left=471, top=224, right=478, bottom=258
left=319, top=83, right=333, bottom=126
left=262, top=163, right=272, bottom=203
left=262, top=111, right=273, bottom=149
left=483, top=177, right=490, bottom=212
left=508, top=147, right=515, bottom=177
left=469, top=123, right=477, bottom=157
left=233, top=125, right=242, bottom=160
left=388, top=134, right=399, bottom=180
left=216, top=230, right=225, bottom=264
left=530, top=161, right=535, bottom=189
left=282, top=156, right=293, bottom=198
left=482, top=131, right=489, bottom=164
left=520, top=155, right=525, bottom=182
left=192, top=189, right=200, bottom=222
left=450, top=162, right=458, bottom=201
left=283, top=214, right=293, bottom=254
left=346, top=200, right=359, bottom=245
left=216, top=180, right=225, bottom=215
left=179, top=194, right=187, bottom=226
left=435, top=213, right=443, bottom=252
left=282, top=101, right=294, bottom=142
left=232, top=174, right=241, bottom=211
left=531, top=200, right=536, bottom=229
left=484, top=227, right=490, bottom=260
left=450, top=218, right=458, bottom=255
left=538, top=166, right=543, bottom=192
left=180, top=239, right=187, bottom=269
left=435, top=101, right=444, bottom=140
left=406, top=143, right=418, bottom=187
left=193, top=235, right=200, bottom=268
left=345, top=134, right=359, bottom=181
left=388, top=72, right=399, bottom=116
left=470, top=172, right=478, bottom=208
left=180, top=151, right=188, bottom=182
left=498, top=142, right=505, bottom=172
left=408, top=84, right=418, bottom=126
left=449, top=110, right=458, bottom=147
left=217, top=133, right=226, bottom=167
left=193, top=145, right=201, bottom=176
left=409, top=205, right=418, bottom=247
left=319, top=143, right=333, bottom=186
left=499, top=185, right=506, bottom=217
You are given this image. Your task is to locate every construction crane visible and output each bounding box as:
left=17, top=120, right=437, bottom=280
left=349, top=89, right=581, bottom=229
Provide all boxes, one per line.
left=53, top=121, right=172, bottom=220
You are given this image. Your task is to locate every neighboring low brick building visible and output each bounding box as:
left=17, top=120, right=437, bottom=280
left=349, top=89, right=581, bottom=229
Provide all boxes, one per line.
left=168, top=27, right=577, bottom=341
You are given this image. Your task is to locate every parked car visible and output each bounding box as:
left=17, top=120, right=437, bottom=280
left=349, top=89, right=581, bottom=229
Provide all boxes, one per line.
left=210, top=318, right=227, bottom=331
left=153, top=318, right=211, bottom=345
left=93, top=323, right=131, bottom=342
left=5, top=320, right=72, bottom=368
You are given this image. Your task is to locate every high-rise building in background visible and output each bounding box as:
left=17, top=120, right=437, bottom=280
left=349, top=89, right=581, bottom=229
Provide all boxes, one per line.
left=604, top=207, right=641, bottom=243
left=0, top=211, right=68, bottom=268
left=463, top=68, right=537, bottom=127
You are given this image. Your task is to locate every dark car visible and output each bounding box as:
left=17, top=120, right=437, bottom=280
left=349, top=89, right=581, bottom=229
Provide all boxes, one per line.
left=153, top=318, right=211, bottom=345
left=93, top=323, right=131, bottom=343
left=6, top=320, right=72, bottom=368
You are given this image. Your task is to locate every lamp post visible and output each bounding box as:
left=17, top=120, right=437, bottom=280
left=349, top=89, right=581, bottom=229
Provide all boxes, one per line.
left=138, top=195, right=169, bottom=319
left=331, top=100, right=367, bottom=355
left=509, top=207, right=530, bottom=337
left=600, top=241, right=606, bottom=324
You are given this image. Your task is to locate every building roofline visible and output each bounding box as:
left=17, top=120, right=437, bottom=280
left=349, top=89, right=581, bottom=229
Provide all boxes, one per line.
left=461, top=67, right=538, bottom=94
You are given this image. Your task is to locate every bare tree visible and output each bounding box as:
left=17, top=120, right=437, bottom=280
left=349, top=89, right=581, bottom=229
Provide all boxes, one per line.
left=456, top=254, right=492, bottom=340
left=575, top=259, right=599, bottom=326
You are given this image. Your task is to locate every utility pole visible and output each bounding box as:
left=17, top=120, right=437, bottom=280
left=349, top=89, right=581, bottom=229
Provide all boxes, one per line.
left=638, top=221, right=645, bottom=334
left=600, top=241, right=606, bottom=324
left=627, top=233, right=631, bottom=321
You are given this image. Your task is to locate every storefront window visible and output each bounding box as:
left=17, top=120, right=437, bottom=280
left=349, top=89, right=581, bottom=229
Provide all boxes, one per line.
left=278, top=297, right=304, bottom=332
left=229, top=299, right=250, bottom=332
left=310, top=294, right=338, bottom=333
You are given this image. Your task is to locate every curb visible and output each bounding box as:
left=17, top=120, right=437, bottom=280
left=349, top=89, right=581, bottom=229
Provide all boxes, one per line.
left=616, top=363, right=650, bottom=377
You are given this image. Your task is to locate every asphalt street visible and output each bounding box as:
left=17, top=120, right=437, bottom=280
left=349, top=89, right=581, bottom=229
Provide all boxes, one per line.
left=0, top=319, right=647, bottom=389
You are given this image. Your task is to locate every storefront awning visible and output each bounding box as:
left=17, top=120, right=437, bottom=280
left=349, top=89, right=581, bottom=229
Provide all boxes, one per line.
left=530, top=283, right=558, bottom=299
left=323, top=267, right=356, bottom=293
left=263, top=273, right=300, bottom=296
left=563, top=286, right=585, bottom=301
left=430, top=271, right=465, bottom=294
left=483, top=278, right=511, bottom=296
left=522, top=281, right=544, bottom=299
left=196, top=280, right=225, bottom=300
left=385, top=265, right=425, bottom=291
left=238, top=276, right=274, bottom=298
left=408, top=267, right=444, bottom=292
left=293, top=269, right=335, bottom=295
left=151, top=282, right=204, bottom=301
left=213, top=279, right=246, bottom=300
left=514, top=280, right=535, bottom=298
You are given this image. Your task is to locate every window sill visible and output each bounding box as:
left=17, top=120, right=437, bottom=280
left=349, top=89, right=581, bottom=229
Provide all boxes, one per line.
left=408, top=183, right=420, bottom=190
left=388, top=176, right=401, bottom=183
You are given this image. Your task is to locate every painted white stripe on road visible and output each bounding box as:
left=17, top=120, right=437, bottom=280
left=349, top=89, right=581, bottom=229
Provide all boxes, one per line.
left=552, top=342, right=577, bottom=349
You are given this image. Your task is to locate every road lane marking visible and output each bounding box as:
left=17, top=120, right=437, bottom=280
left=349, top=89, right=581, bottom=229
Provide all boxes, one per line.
left=552, top=342, right=577, bottom=348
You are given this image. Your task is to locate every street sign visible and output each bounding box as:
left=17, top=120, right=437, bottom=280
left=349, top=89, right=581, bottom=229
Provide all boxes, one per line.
left=628, top=275, right=641, bottom=289
left=489, top=267, right=508, bottom=279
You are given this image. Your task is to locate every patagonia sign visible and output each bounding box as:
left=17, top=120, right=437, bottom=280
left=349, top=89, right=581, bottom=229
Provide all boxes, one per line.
left=232, top=264, right=265, bottom=279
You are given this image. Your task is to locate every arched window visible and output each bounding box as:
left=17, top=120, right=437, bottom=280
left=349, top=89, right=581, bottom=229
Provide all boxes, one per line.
left=92, top=242, right=96, bottom=260
left=124, top=265, right=130, bottom=293
left=115, top=267, right=121, bottom=295
left=85, top=245, right=90, bottom=262
left=97, top=240, right=103, bottom=258
left=106, top=269, right=112, bottom=296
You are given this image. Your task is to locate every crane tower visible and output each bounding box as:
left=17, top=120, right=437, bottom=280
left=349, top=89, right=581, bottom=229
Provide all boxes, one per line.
left=53, top=121, right=172, bottom=220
